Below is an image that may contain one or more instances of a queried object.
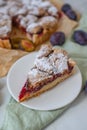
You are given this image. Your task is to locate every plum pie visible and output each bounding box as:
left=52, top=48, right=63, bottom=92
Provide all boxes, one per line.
left=0, top=0, right=78, bottom=51
left=19, top=44, right=75, bottom=102
left=0, top=0, right=60, bottom=51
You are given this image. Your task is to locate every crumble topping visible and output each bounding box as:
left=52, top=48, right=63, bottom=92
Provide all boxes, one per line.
left=9, top=0, right=59, bottom=35
left=26, top=16, right=58, bottom=34
left=27, top=45, right=69, bottom=85
left=48, top=6, right=59, bottom=17
left=28, top=68, right=52, bottom=84
left=8, top=3, right=27, bottom=17
left=49, top=53, right=68, bottom=73
left=0, top=0, right=59, bottom=38
left=34, top=47, right=68, bottom=74
left=0, top=13, right=11, bottom=38
left=39, top=16, right=58, bottom=28
left=26, top=0, right=52, bottom=9
left=0, top=0, right=6, bottom=7
left=27, top=23, right=43, bottom=34
left=20, top=15, right=38, bottom=29
left=36, top=44, right=52, bottom=58
left=34, top=57, right=53, bottom=74
left=28, top=6, right=45, bottom=17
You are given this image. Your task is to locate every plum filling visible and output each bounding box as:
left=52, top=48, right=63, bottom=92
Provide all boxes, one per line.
left=37, top=28, right=43, bottom=34
left=58, top=12, right=63, bottom=18
left=12, top=16, right=26, bottom=33
left=19, top=80, right=33, bottom=100
left=19, top=26, right=26, bottom=33
left=19, top=73, right=61, bottom=100
left=12, top=16, right=19, bottom=26
left=0, top=37, right=10, bottom=40
left=19, top=64, right=73, bottom=100
left=36, top=28, right=43, bottom=37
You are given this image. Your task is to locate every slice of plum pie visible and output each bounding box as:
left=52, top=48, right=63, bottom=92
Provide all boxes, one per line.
left=19, top=44, right=76, bottom=102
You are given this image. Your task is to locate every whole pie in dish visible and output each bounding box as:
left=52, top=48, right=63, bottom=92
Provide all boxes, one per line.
left=19, top=44, right=75, bottom=102
left=0, top=0, right=60, bottom=51
left=0, top=0, right=78, bottom=51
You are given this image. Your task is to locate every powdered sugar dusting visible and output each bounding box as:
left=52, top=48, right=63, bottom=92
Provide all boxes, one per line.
left=0, top=13, right=11, bottom=37
left=27, top=45, right=70, bottom=83
left=54, top=53, right=68, bottom=73
left=39, top=16, right=57, bottom=27
left=48, top=6, right=58, bottom=17
left=49, top=52, right=68, bottom=73
left=16, top=6, right=27, bottom=16
left=40, top=16, right=57, bottom=23
left=28, top=67, right=51, bottom=84
left=8, top=5, right=27, bottom=17
left=27, top=23, right=39, bottom=29
left=31, top=0, right=52, bottom=9
left=7, top=1, right=23, bottom=17
left=0, top=0, right=6, bottom=6
left=34, top=57, right=53, bottom=74
left=20, top=15, right=38, bottom=28
left=36, top=44, right=52, bottom=58
left=27, top=23, right=41, bottom=33
left=28, top=6, right=45, bottom=16
left=28, top=68, right=39, bottom=77
left=34, top=45, right=68, bottom=74
left=54, top=54, right=68, bottom=73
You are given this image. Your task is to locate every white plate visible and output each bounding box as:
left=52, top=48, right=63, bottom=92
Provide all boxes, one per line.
left=7, top=52, right=82, bottom=111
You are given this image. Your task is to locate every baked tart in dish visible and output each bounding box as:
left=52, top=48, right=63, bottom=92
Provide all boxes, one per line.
left=0, top=0, right=60, bottom=51
left=0, top=0, right=78, bottom=51
left=19, top=44, right=75, bottom=102
left=9, top=0, right=59, bottom=48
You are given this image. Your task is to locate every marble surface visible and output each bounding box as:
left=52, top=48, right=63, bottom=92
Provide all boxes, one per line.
left=0, top=0, right=87, bottom=130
